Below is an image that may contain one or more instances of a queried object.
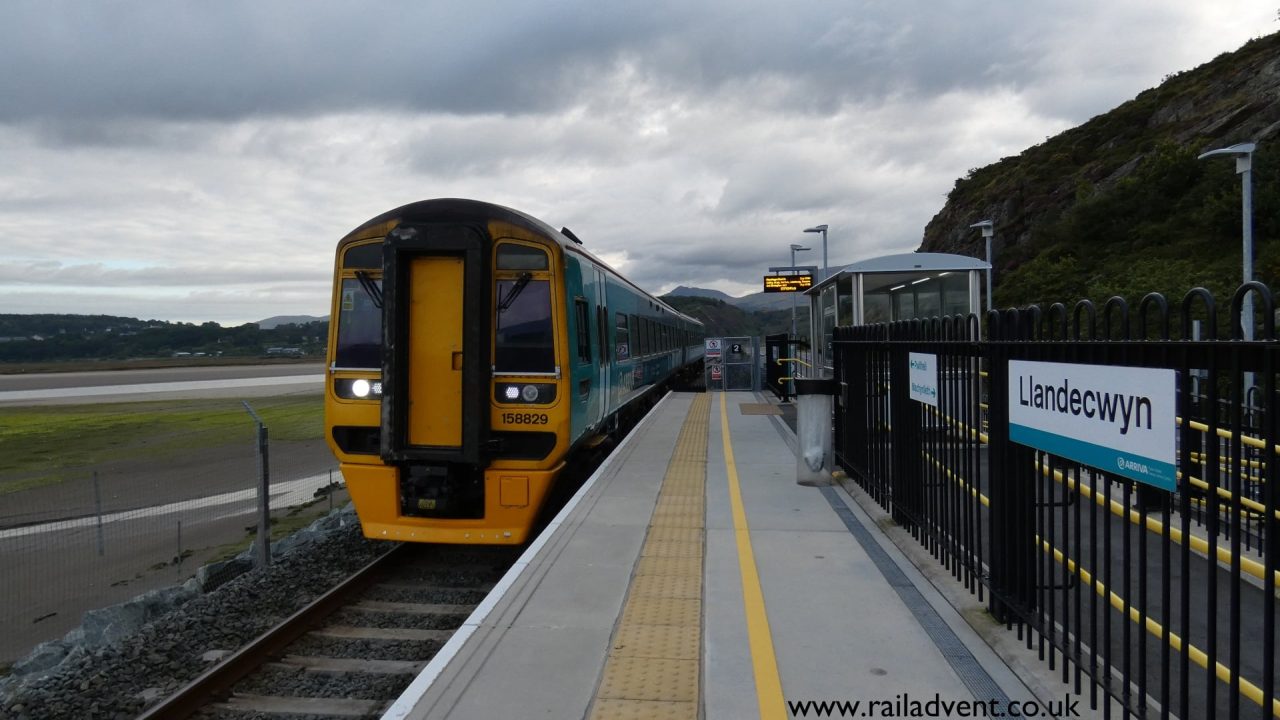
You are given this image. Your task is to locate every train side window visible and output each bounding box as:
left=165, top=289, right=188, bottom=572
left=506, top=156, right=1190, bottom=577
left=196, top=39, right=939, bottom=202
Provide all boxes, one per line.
left=497, top=244, right=549, bottom=271
left=574, top=298, right=591, bottom=364
left=615, top=312, right=630, bottom=361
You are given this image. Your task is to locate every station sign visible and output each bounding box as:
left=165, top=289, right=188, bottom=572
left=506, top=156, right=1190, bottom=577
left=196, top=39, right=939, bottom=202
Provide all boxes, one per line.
left=1008, top=360, right=1176, bottom=490
left=763, top=274, right=813, bottom=293
left=908, top=352, right=938, bottom=407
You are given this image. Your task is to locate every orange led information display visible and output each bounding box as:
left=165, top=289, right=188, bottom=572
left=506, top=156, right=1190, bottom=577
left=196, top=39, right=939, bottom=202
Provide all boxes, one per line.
left=762, top=274, right=813, bottom=293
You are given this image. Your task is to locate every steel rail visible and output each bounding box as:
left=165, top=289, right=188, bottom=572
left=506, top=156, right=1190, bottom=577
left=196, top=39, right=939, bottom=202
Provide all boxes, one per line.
left=136, top=543, right=409, bottom=720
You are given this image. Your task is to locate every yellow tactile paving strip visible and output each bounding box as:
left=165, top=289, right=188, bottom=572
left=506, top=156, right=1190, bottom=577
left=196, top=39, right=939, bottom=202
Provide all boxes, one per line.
left=588, top=393, right=710, bottom=720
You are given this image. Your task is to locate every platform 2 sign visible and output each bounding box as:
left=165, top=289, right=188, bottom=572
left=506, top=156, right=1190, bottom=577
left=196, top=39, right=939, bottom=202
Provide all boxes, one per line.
left=908, top=352, right=938, bottom=407
left=1008, top=359, right=1176, bottom=491
left=763, top=274, right=813, bottom=293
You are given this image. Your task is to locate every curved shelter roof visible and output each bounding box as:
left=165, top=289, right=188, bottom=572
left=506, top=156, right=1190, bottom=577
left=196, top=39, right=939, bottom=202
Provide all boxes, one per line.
left=807, top=252, right=990, bottom=294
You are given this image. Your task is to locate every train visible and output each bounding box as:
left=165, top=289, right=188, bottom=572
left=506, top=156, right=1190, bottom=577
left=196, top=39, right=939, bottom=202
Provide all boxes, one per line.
left=323, top=199, right=706, bottom=544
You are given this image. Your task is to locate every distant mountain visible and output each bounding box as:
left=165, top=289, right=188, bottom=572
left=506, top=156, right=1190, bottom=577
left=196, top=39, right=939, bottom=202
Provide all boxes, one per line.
left=660, top=295, right=811, bottom=339
left=733, top=291, right=800, bottom=312
left=257, top=315, right=328, bottom=329
left=665, top=286, right=736, bottom=302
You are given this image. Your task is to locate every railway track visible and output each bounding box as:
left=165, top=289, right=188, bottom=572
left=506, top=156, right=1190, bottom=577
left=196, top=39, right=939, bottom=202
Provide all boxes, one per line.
left=138, top=543, right=520, bottom=719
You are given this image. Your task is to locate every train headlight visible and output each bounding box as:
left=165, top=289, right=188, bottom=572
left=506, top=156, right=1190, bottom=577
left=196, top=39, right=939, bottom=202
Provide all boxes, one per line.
left=335, top=378, right=383, bottom=400
left=495, top=383, right=556, bottom=404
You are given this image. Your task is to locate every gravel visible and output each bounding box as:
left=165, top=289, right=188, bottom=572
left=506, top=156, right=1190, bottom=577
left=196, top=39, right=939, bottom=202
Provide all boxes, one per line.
left=0, top=508, right=388, bottom=720
left=233, top=667, right=409, bottom=701
left=362, top=585, right=488, bottom=606
left=329, top=609, right=467, bottom=631
left=284, top=636, right=444, bottom=662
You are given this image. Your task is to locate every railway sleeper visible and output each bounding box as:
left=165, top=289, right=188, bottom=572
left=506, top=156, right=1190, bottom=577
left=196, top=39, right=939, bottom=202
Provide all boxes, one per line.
left=211, top=693, right=384, bottom=717
left=265, top=655, right=425, bottom=675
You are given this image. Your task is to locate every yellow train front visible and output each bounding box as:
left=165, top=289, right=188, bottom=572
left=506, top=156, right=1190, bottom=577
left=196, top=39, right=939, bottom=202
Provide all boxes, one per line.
left=324, top=199, right=704, bottom=544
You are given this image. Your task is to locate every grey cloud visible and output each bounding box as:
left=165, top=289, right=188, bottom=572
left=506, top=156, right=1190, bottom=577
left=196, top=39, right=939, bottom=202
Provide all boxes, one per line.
left=0, top=0, right=1089, bottom=129
left=0, top=262, right=326, bottom=288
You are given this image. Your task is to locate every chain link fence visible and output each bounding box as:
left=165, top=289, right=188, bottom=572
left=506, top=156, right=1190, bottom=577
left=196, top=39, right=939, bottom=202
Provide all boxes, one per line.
left=0, top=393, right=343, bottom=668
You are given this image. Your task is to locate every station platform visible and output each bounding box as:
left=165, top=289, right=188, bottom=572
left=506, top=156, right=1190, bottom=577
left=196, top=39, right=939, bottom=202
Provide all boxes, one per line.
left=383, top=391, right=1041, bottom=720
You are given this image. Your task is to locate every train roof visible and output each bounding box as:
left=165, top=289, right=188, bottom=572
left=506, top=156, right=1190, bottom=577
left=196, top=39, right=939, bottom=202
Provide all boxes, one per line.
left=337, top=198, right=703, bottom=330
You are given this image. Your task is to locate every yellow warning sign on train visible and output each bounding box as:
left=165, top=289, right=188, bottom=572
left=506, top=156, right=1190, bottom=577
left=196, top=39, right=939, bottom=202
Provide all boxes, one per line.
left=763, top=274, right=813, bottom=293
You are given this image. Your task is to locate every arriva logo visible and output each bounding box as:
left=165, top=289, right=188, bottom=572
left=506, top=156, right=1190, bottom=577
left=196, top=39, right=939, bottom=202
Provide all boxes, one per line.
left=1117, top=457, right=1150, bottom=474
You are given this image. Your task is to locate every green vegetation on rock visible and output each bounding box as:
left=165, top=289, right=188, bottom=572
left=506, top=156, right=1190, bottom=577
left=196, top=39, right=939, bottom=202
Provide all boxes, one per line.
left=921, top=31, right=1280, bottom=330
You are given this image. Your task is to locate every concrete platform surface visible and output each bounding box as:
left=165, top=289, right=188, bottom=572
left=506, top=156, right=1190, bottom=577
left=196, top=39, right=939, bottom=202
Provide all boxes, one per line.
left=384, top=391, right=1039, bottom=720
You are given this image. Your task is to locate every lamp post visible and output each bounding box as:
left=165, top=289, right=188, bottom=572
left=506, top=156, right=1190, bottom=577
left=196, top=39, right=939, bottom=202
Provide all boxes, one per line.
left=789, top=243, right=811, bottom=339
left=1199, top=141, right=1258, bottom=408
left=804, top=225, right=828, bottom=280
left=1197, top=142, right=1257, bottom=342
left=970, top=220, right=994, bottom=313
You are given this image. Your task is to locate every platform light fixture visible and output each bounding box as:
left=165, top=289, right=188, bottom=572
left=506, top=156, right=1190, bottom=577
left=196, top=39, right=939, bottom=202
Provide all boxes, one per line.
left=970, top=220, right=994, bottom=313
left=803, top=225, right=829, bottom=280
left=1197, top=142, right=1257, bottom=343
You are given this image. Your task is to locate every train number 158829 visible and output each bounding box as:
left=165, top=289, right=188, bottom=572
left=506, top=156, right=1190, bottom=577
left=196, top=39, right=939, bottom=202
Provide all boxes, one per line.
left=502, top=412, right=549, bottom=425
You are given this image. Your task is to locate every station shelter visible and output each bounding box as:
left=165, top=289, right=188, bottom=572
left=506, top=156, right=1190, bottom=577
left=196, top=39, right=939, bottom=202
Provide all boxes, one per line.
left=804, top=252, right=989, bottom=374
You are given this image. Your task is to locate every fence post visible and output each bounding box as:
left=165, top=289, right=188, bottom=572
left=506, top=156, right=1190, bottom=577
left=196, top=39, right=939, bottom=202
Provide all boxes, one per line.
left=242, top=401, right=271, bottom=568
left=92, top=470, right=105, bottom=557
left=984, top=309, right=1038, bottom=624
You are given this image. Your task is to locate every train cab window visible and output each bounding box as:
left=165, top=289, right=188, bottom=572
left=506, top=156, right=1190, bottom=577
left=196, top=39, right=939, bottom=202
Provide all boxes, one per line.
left=615, top=312, right=630, bottom=361
left=336, top=277, right=382, bottom=369
left=495, top=276, right=554, bottom=373
left=574, top=298, right=591, bottom=363
left=497, top=244, right=549, bottom=271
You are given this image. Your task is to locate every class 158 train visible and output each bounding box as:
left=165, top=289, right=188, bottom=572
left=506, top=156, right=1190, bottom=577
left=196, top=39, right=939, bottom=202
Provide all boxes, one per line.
left=323, top=198, right=706, bottom=544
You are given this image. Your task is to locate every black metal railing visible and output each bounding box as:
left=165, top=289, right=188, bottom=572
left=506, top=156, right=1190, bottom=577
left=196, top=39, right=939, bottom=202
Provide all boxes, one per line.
left=832, top=283, right=1278, bottom=720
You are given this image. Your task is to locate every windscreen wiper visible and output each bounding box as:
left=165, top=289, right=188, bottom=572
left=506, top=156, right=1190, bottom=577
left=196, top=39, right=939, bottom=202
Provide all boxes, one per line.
left=355, top=271, right=384, bottom=309
left=498, top=273, right=533, bottom=313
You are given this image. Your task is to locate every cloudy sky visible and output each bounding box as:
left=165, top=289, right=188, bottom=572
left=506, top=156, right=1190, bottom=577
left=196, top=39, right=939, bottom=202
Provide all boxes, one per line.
left=0, top=2, right=1274, bottom=324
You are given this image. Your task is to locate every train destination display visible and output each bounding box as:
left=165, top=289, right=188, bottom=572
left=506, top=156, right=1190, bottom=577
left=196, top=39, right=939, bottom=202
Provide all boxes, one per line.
left=1008, top=359, right=1176, bottom=490
left=762, top=274, right=813, bottom=293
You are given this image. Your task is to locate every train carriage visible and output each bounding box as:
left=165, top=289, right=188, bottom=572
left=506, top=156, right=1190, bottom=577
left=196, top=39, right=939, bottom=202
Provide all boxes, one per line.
left=324, top=199, right=704, bottom=544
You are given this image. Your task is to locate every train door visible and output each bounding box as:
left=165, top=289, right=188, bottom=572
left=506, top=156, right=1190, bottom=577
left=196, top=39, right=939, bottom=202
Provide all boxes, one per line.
left=406, top=256, right=464, bottom=447
left=593, top=267, right=611, bottom=426
left=380, top=225, right=488, bottom=466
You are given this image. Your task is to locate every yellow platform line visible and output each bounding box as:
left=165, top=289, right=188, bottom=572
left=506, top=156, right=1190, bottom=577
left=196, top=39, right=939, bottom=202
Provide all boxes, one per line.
left=720, top=391, right=787, bottom=720
left=588, top=394, right=709, bottom=720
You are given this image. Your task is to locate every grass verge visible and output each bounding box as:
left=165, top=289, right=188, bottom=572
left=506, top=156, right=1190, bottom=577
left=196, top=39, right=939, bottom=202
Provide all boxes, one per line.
left=0, top=393, right=324, bottom=494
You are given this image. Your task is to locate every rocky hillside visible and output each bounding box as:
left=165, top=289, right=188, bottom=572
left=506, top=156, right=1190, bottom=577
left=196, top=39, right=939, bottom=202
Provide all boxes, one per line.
left=921, top=32, right=1280, bottom=309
